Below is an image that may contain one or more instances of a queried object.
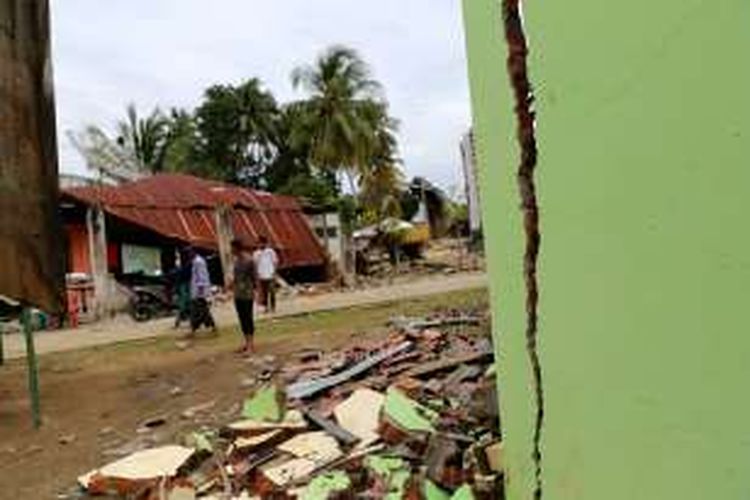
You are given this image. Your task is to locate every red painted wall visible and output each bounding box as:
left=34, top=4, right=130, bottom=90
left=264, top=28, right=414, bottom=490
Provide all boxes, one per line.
left=66, top=224, right=90, bottom=274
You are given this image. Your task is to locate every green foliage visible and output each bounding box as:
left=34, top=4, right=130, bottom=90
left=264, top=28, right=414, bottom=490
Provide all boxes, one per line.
left=71, top=44, right=411, bottom=228
left=194, top=79, right=279, bottom=186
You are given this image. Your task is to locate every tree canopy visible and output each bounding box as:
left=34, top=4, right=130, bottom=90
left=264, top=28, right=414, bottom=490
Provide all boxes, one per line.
left=71, top=44, right=407, bottom=224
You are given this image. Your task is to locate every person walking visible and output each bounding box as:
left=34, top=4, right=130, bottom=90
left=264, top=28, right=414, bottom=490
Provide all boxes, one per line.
left=230, top=239, right=256, bottom=354
left=172, top=249, right=192, bottom=328
left=188, top=247, right=217, bottom=334
left=253, top=236, right=279, bottom=313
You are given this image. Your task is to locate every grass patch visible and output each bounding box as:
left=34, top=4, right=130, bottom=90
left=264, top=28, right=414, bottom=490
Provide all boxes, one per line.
left=30, top=287, right=488, bottom=373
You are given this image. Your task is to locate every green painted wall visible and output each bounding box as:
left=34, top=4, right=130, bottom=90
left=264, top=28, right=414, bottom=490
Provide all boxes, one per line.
left=462, top=0, right=750, bottom=498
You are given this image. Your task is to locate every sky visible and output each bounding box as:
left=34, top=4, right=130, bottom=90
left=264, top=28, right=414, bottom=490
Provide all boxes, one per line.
left=50, top=0, right=472, bottom=192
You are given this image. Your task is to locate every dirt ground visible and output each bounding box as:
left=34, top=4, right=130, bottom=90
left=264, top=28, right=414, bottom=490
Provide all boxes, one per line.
left=2, top=272, right=487, bottom=360
left=0, top=288, right=489, bottom=500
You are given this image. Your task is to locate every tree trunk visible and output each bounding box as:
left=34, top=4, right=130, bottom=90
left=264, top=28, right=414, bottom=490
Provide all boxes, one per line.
left=0, top=0, right=63, bottom=312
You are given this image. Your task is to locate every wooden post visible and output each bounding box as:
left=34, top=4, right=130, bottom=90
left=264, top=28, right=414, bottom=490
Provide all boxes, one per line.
left=21, top=308, right=41, bottom=429
left=215, top=205, right=234, bottom=289
left=86, top=205, right=109, bottom=319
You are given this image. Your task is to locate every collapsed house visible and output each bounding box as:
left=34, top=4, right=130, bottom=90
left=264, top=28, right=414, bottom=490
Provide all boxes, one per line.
left=59, top=174, right=327, bottom=319
left=73, top=309, right=501, bottom=499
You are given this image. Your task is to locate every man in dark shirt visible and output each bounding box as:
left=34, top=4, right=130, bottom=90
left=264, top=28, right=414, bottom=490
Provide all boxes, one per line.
left=230, top=239, right=256, bottom=354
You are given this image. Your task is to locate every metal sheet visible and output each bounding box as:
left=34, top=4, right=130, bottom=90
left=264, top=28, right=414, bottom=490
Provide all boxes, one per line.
left=0, top=0, right=64, bottom=311
left=62, top=174, right=326, bottom=269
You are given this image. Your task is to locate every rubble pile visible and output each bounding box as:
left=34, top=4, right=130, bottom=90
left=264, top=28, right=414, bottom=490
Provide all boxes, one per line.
left=75, top=311, right=503, bottom=499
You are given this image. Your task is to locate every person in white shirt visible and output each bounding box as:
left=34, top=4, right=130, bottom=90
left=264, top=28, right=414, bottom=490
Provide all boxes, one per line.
left=253, top=236, right=279, bottom=313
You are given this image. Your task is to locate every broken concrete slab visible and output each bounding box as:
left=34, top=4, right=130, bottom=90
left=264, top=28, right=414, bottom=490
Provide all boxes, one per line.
left=242, top=385, right=284, bottom=423
left=383, top=387, right=438, bottom=434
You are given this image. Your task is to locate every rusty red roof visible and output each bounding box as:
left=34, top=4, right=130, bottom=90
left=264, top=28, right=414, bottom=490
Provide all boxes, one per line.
left=62, top=174, right=326, bottom=269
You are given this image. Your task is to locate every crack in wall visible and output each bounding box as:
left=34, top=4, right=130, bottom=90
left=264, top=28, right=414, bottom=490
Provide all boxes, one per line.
left=501, top=1, right=545, bottom=498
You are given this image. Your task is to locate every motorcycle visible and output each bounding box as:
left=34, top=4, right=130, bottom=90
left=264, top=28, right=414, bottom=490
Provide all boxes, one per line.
left=121, top=273, right=179, bottom=323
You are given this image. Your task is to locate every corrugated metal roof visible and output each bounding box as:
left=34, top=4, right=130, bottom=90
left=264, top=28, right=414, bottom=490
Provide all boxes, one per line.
left=62, top=174, right=326, bottom=269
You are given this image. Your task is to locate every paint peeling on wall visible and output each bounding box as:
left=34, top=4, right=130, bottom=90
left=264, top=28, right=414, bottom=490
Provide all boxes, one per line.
left=501, top=1, right=544, bottom=498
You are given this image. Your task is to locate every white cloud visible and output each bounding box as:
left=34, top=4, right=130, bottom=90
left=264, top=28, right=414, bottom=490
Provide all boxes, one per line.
left=50, top=0, right=472, bottom=189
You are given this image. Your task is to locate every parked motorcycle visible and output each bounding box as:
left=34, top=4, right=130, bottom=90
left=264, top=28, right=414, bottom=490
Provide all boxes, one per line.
left=121, top=273, right=178, bottom=322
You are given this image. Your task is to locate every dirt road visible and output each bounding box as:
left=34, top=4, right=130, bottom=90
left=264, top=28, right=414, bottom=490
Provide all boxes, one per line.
left=3, top=272, right=486, bottom=360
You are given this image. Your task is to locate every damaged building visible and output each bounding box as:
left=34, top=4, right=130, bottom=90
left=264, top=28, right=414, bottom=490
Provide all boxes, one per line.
left=59, top=174, right=327, bottom=317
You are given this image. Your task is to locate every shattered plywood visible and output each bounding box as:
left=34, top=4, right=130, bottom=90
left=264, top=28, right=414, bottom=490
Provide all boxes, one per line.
left=277, top=431, right=342, bottom=465
left=228, top=409, right=306, bottom=434
left=333, top=388, right=385, bottom=445
left=232, top=430, right=282, bottom=452
left=79, top=445, right=194, bottom=489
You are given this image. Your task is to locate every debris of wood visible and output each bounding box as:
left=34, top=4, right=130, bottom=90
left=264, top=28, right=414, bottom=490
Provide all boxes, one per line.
left=73, top=305, right=501, bottom=499
left=228, top=409, right=307, bottom=435
left=302, top=409, right=360, bottom=447
left=333, top=388, right=385, bottom=446
left=483, top=441, right=504, bottom=473
left=287, top=341, right=412, bottom=399
left=443, top=365, right=483, bottom=389
left=425, top=434, right=465, bottom=490
left=79, top=446, right=194, bottom=490
left=261, top=457, right=318, bottom=488
left=232, top=430, right=282, bottom=453
left=401, top=349, right=492, bottom=379
left=277, top=431, right=342, bottom=466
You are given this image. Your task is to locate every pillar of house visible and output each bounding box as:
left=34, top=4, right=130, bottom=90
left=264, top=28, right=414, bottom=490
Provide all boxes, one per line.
left=463, top=0, right=750, bottom=498
left=86, top=205, right=110, bottom=319
left=214, top=205, right=234, bottom=289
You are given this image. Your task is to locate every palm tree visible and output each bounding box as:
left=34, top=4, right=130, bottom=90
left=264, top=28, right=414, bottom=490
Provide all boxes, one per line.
left=358, top=101, right=404, bottom=219
left=291, top=45, right=383, bottom=192
left=116, top=103, right=170, bottom=173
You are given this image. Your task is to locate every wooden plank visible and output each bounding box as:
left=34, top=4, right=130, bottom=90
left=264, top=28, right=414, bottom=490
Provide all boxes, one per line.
left=401, top=349, right=493, bottom=379
left=302, top=409, right=360, bottom=447
left=287, top=341, right=412, bottom=399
